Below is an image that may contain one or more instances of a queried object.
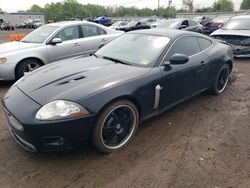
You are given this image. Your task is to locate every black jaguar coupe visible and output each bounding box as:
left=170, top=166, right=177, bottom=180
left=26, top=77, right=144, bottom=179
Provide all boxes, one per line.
left=2, top=29, right=233, bottom=153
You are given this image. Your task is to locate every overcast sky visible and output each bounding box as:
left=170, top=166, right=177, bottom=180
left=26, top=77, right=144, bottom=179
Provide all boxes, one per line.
left=0, top=0, right=242, bottom=12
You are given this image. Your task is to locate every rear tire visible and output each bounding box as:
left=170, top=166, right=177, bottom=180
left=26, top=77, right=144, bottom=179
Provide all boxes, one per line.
left=209, top=63, right=230, bottom=95
left=92, top=100, right=139, bottom=153
left=16, top=59, right=43, bottom=80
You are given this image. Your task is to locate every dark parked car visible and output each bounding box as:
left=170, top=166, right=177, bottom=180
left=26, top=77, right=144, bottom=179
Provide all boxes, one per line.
left=2, top=29, right=233, bottom=153
left=157, top=18, right=203, bottom=33
left=203, top=16, right=231, bottom=34
left=94, top=16, right=112, bottom=26
left=193, top=16, right=211, bottom=24
left=211, top=15, right=250, bottom=57
left=118, top=20, right=151, bottom=32
left=0, top=22, right=14, bottom=30
left=15, top=22, right=26, bottom=29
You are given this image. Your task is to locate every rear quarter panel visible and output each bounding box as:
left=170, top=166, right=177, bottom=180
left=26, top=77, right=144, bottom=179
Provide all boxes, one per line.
left=205, top=40, right=233, bottom=82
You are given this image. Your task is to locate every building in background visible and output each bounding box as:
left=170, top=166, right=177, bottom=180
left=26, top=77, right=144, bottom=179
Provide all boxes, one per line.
left=0, top=12, right=45, bottom=25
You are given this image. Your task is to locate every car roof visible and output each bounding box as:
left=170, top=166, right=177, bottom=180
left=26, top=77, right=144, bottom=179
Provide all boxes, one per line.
left=129, top=29, right=206, bottom=39
left=48, top=21, right=88, bottom=27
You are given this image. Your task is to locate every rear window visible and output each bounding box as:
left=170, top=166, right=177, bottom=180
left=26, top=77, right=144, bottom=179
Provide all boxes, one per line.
left=166, top=36, right=200, bottom=60
left=198, top=38, right=212, bottom=51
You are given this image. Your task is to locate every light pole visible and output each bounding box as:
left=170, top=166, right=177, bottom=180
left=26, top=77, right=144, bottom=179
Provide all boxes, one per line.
left=157, top=0, right=160, bottom=17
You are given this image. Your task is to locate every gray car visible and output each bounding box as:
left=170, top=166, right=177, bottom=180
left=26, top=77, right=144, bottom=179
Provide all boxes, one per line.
left=210, top=15, right=250, bottom=57
left=0, top=21, right=124, bottom=80
left=157, top=18, right=203, bottom=33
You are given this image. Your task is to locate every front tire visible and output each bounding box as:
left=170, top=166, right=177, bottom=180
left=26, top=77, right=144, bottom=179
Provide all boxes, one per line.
left=92, top=100, right=139, bottom=153
left=209, top=63, right=230, bottom=95
left=16, top=59, right=42, bottom=80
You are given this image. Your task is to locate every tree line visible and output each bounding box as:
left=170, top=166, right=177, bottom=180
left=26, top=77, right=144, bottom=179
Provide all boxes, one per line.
left=27, top=0, right=176, bottom=21
left=23, top=0, right=250, bottom=21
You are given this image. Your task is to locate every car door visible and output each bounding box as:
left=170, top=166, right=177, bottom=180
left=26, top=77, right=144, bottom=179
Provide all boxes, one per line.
left=159, top=36, right=209, bottom=108
left=79, top=24, right=108, bottom=55
left=47, top=25, right=83, bottom=63
left=187, top=20, right=197, bottom=32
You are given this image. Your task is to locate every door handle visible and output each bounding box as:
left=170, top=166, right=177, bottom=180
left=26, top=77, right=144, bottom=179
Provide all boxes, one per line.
left=101, top=38, right=108, bottom=42
left=74, top=43, right=81, bottom=47
left=200, top=61, right=206, bottom=66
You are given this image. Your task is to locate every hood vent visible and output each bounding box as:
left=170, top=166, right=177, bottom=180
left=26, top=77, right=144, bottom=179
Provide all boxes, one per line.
left=58, top=75, right=85, bottom=85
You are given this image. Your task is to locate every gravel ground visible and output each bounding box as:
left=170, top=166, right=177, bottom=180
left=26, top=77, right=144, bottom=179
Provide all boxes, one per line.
left=0, top=31, right=250, bottom=188
left=0, top=29, right=33, bottom=43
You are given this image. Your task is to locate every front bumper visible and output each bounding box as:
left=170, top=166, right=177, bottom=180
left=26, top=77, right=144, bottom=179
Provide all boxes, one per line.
left=0, top=63, right=16, bottom=81
left=232, top=45, right=250, bottom=58
left=2, top=86, right=97, bottom=152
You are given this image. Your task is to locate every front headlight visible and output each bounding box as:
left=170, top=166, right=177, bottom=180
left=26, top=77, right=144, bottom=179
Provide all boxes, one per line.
left=0, top=58, right=7, bottom=64
left=36, top=100, right=89, bottom=120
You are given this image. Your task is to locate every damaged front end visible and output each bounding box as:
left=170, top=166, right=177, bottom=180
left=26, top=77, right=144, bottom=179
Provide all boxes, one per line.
left=212, top=35, right=250, bottom=57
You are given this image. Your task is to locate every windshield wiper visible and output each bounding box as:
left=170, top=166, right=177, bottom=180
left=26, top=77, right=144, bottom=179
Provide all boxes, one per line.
left=20, top=40, right=31, bottom=43
left=102, top=56, right=132, bottom=66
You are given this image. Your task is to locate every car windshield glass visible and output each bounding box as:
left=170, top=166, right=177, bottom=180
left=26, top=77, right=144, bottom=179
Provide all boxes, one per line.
left=20, top=25, right=59, bottom=43
left=111, top=22, right=121, bottom=26
left=157, top=19, right=180, bottom=29
left=96, top=33, right=170, bottom=67
left=127, top=21, right=137, bottom=27
left=222, top=17, right=250, bottom=30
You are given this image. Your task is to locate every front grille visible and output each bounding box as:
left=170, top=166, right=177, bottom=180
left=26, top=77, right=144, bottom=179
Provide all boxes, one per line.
left=213, top=35, right=250, bottom=46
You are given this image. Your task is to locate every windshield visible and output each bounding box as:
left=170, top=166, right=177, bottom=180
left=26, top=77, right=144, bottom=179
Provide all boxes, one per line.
left=95, top=33, right=170, bottom=67
left=222, top=17, right=250, bottom=30
left=111, top=21, right=125, bottom=26
left=157, top=19, right=180, bottom=29
left=127, top=21, right=138, bottom=27
left=21, top=25, right=59, bottom=43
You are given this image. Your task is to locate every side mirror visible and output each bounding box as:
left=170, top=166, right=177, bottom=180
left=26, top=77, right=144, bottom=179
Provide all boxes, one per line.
left=50, top=38, right=62, bottom=45
left=179, top=25, right=187, bottom=29
left=170, top=54, right=189, bottom=65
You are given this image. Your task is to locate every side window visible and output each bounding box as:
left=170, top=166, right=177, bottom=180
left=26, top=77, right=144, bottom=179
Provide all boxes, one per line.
left=198, top=37, right=212, bottom=51
left=121, top=22, right=127, bottom=26
left=98, top=28, right=106, bottom=35
left=54, top=26, right=79, bottom=41
left=81, top=25, right=98, bottom=37
left=166, top=37, right=200, bottom=61
left=182, top=20, right=189, bottom=27
left=189, top=20, right=197, bottom=26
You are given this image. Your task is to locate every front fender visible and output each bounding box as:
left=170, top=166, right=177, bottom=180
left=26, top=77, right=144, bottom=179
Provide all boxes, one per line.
left=78, top=68, right=162, bottom=121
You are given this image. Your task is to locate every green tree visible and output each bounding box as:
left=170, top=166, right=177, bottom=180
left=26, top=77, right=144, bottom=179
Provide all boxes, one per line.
left=213, top=0, right=234, bottom=12
left=182, top=0, right=194, bottom=12
left=195, top=7, right=214, bottom=13
left=28, top=4, right=43, bottom=12
left=240, top=0, right=250, bottom=10
left=26, top=0, right=176, bottom=21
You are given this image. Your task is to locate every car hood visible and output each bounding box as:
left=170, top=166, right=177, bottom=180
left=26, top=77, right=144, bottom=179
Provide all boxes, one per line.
left=16, top=56, right=151, bottom=105
left=211, top=29, right=250, bottom=37
left=0, top=41, right=41, bottom=55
